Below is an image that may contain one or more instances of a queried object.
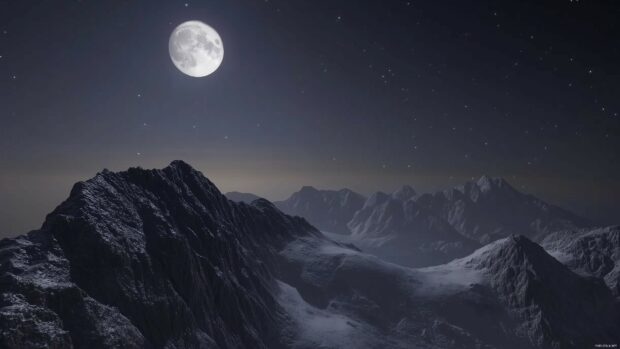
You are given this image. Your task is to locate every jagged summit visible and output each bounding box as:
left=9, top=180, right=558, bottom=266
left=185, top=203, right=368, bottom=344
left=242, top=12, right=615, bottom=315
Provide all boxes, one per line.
left=475, top=175, right=513, bottom=193
left=2, top=161, right=318, bottom=349
left=462, top=234, right=559, bottom=269
left=391, top=185, right=417, bottom=201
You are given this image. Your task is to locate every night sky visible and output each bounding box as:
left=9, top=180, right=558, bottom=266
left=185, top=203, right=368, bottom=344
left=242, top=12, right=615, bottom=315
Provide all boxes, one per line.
left=1, top=0, right=619, bottom=236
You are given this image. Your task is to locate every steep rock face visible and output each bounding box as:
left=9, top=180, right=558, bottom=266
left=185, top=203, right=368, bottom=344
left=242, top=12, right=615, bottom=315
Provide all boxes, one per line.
left=346, top=190, right=479, bottom=267
left=274, top=186, right=366, bottom=235
left=224, top=191, right=262, bottom=204
left=541, top=226, right=620, bottom=295
left=461, top=236, right=619, bottom=348
left=0, top=230, right=146, bottom=349
left=415, top=176, right=592, bottom=244
left=0, top=161, right=318, bottom=349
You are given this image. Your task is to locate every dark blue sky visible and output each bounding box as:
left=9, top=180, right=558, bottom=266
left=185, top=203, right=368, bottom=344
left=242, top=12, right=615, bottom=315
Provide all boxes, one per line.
left=1, top=0, right=619, bottom=235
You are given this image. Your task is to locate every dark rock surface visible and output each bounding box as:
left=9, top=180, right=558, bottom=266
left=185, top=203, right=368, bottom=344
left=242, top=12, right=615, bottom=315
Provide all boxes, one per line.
left=0, top=161, right=318, bottom=348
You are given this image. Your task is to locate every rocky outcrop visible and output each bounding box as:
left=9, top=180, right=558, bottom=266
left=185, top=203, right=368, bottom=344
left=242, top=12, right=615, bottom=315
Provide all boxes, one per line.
left=0, top=161, right=318, bottom=349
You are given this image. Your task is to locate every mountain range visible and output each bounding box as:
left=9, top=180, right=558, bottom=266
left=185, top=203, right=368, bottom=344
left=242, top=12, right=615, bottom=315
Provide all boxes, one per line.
left=273, top=186, right=366, bottom=235
left=1, top=161, right=618, bottom=348
left=276, top=176, right=594, bottom=267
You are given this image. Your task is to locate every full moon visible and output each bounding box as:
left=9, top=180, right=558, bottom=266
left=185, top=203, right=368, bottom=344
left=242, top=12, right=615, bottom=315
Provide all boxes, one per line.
left=169, top=21, right=224, bottom=77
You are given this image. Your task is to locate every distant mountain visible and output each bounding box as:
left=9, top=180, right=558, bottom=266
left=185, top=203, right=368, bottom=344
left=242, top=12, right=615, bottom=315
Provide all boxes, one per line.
left=391, top=184, right=417, bottom=201
left=415, top=176, right=593, bottom=244
left=541, top=226, right=620, bottom=296
left=274, top=186, right=366, bottom=235
left=1, top=162, right=617, bottom=348
left=346, top=187, right=480, bottom=267
left=225, top=191, right=263, bottom=203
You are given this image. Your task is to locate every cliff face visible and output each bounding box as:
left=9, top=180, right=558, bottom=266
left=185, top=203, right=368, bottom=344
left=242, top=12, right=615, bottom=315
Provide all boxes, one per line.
left=0, top=161, right=318, bottom=349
